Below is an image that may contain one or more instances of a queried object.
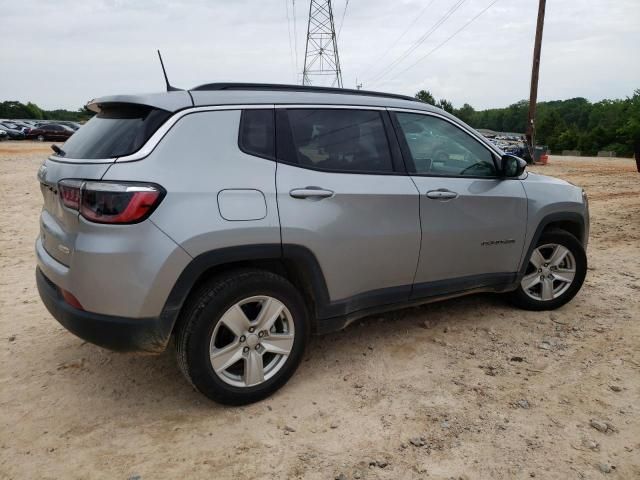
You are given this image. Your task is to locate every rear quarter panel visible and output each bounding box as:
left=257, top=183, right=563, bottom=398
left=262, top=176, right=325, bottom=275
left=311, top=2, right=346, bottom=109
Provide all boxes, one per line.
left=101, top=109, right=281, bottom=257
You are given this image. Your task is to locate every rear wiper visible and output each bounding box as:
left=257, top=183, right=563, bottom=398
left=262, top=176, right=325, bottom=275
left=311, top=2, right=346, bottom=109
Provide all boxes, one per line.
left=51, top=144, right=66, bottom=157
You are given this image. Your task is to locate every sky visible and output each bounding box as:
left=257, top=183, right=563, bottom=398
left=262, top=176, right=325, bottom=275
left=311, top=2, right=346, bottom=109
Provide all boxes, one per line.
left=1, top=0, right=638, bottom=111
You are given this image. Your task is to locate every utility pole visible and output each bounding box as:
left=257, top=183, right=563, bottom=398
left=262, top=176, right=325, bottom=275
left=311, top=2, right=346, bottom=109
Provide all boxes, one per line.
left=302, top=0, right=343, bottom=88
left=526, top=0, right=546, bottom=160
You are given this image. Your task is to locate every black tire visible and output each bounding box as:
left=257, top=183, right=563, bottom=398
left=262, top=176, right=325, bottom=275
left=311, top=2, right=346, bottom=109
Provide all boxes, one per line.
left=175, top=269, right=310, bottom=405
left=510, top=230, right=587, bottom=311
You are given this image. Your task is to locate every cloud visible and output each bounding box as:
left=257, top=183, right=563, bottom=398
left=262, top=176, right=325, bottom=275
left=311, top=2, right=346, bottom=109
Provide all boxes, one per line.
left=0, top=0, right=638, bottom=110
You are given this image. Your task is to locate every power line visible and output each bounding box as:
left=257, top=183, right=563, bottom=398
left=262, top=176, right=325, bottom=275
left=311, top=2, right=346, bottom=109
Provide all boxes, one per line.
left=284, top=0, right=296, bottom=82
left=366, top=0, right=468, bottom=85
left=384, top=0, right=501, bottom=84
left=358, top=0, right=437, bottom=79
left=337, top=0, right=350, bottom=39
left=292, top=0, right=299, bottom=79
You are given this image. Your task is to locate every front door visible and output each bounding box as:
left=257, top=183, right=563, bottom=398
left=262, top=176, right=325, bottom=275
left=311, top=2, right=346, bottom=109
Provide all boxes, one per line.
left=275, top=107, right=421, bottom=317
left=391, top=110, right=527, bottom=297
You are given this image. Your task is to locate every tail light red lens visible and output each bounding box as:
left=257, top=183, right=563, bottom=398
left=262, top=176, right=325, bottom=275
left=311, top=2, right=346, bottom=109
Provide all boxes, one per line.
left=59, top=180, right=82, bottom=210
left=58, top=180, right=165, bottom=224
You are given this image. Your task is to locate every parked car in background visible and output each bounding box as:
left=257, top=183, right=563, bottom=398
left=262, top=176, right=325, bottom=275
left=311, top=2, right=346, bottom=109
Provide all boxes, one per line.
left=1, top=120, right=30, bottom=134
left=27, top=123, right=75, bottom=142
left=0, top=122, right=26, bottom=139
left=54, top=121, right=82, bottom=131
left=8, top=120, right=33, bottom=133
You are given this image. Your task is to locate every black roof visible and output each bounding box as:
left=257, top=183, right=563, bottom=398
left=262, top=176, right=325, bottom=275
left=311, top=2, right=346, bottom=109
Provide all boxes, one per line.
left=190, top=83, right=420, bottom=103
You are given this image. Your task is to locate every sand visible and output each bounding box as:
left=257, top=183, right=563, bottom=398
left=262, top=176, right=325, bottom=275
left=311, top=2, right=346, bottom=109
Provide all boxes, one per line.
left=1, top=142, right=638, bottom=479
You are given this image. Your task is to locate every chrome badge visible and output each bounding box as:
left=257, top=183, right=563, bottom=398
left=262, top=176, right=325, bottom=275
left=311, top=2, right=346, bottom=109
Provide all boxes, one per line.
left=37, top=164, right=47, bottom=182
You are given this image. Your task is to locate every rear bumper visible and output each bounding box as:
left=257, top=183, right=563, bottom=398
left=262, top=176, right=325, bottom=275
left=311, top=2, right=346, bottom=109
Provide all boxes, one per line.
left=36, top=267, right=171, bottom=353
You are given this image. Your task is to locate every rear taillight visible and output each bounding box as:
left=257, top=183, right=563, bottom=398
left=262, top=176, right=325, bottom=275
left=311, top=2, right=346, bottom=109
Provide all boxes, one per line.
left=58, top=180, right=165, bottom=224
left=59, top=180, right=82, bottom=210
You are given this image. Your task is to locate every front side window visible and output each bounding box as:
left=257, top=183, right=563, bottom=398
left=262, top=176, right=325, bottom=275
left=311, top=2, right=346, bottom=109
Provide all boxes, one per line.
left=395, top=112, right=496, bottom=177
left=239, top=109, right=275, bottom=159
left=285, top=109, right=393, bottom=173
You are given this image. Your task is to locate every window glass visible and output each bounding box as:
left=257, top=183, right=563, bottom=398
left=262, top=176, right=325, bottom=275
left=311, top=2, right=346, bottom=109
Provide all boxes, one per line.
left=396, top=113, right=496, bottom=177
left=60, top=105, right=170, bottom=159
left=286, top=109, right=393, bottom=173
left=239, top=109, right=275, bottom=159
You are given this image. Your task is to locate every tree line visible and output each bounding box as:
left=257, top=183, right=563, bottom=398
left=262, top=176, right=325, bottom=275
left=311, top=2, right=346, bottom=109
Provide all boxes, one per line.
left=415, top=89, right=640, bottom=157
left=4, top=91, right=639, bottom=157
left=0, top=101, right=92, bottom=122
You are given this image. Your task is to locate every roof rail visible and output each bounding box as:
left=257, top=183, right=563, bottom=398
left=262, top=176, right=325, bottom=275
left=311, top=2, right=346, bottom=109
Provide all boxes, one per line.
left=190, top=83, right=420, bottom=103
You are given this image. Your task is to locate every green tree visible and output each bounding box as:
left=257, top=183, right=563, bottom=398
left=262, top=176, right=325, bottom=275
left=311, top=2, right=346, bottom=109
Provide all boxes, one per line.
left=437, top=98, right=454, bottom=114
left=454, top=103, right=476, bottom=124
left=415, top=89, right=435, bottom=105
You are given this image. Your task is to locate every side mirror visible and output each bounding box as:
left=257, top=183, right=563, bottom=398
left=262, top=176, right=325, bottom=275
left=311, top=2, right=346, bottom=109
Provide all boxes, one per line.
left=500, top=154, right=527, bottom=177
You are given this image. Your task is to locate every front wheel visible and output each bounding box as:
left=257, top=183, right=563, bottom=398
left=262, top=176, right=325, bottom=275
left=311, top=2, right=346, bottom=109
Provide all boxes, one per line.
left=510, top=230, right=587, bottom=310
left=175, top=270, right=309, bottom=405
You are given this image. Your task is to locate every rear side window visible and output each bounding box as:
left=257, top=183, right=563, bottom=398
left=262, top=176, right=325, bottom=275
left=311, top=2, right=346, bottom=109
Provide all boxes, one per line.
left=284, top=109, right=393, bottom=173
left=239, top=109, right=275, bottom=159
left=60, top=105, right=171, bottom=159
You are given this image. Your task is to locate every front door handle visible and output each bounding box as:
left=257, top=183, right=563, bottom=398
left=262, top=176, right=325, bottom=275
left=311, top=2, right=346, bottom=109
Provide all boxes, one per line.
left=426, top=189, right=458, bottom=200
left=289, top=187, right=335, bottom=199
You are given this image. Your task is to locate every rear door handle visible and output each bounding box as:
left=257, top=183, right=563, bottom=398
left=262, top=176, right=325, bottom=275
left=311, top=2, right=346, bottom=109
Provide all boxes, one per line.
left=289, top=187, right=334, bottom=199
left=426, top=189, right=458, bottom=200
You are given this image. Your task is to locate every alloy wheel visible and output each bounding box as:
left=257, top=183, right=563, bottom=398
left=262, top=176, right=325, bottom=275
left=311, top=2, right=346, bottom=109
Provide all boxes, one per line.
left=521, top=243, right=576, bottom=301
left=209, top=296, right=295, bottom=388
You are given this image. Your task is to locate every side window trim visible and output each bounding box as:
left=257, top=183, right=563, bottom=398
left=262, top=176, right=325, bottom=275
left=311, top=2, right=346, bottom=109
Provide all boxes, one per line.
left=388, top=109, right=500, bottom=179
left=274, top=106, right=406, bottom=176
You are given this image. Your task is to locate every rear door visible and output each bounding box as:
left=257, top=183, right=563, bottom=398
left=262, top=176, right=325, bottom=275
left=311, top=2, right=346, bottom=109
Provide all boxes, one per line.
left=390, top=110, right=527, bottom=297
left=275, top=106, right=421, bottom=317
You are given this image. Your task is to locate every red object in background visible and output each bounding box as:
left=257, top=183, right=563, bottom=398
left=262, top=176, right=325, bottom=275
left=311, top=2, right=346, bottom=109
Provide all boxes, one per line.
left=536, top=154, right=549, bottom=165
left=26, top=124, right=74, bottom=142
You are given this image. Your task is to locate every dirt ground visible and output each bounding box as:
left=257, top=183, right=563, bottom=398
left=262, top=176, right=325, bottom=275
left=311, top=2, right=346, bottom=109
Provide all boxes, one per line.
left=0, top=142, right=638, bottom=480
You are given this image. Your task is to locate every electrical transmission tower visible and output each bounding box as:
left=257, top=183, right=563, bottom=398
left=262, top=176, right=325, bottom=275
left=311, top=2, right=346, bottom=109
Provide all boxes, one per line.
left=302, top=0, right=343, bottom=88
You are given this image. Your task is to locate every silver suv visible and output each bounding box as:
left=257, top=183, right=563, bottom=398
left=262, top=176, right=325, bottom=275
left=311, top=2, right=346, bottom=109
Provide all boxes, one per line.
left=36, top=84, right=589, bottom=404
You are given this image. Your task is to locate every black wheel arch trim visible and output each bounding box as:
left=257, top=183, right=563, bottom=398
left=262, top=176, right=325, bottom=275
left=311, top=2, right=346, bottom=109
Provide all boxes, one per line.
left=518, top=212, right=587, bottom=278
left=160, top=243, right=333, bottom=336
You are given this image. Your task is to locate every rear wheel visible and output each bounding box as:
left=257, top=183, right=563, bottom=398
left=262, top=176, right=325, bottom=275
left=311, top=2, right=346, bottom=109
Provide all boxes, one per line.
left=175, top=270, right=309, bottom=405
left=511, top=230, right=587, bottom=310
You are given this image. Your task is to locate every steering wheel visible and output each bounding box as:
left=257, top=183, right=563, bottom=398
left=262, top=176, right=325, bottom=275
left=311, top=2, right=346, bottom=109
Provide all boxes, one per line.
left=460, top=162, right=490, bottom=176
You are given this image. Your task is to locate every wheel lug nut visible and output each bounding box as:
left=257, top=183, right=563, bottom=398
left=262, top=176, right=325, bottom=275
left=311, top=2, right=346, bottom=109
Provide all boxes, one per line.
left=243, top=346, right=249, bottom=353
left=258, top=331, right=264, bottom=338
left=255, top=345, right=260, bottom=350
left=239, top=335, right=246, bottom=342
left=538, top=268, right=542, bottom=273
left=249, top=327, right=255, bottom=333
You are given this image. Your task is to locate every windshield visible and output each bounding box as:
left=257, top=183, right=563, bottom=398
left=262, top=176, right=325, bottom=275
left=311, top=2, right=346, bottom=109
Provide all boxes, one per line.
left=60, top=105, right=171, bottom=159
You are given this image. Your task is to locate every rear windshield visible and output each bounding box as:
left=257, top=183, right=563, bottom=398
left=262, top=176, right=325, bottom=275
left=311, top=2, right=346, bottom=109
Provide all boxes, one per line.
left=60, top=105, right=171, bottom=159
